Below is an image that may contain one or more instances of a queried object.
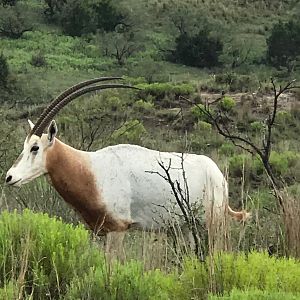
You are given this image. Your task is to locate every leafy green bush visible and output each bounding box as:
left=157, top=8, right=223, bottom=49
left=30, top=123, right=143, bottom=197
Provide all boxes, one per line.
left=190, top=104, right=207, bottom=121
left=133, top=99, right=155, bottom=112
left=269, top=151, right=300, bottom=178
left=0, top=210, right=177, bottom=300
left=219, top=142, right=235, bottom=156
left=219, top=96, right=236, bottom=111
left=65, top=262, right=177, bottom=300
left=103, top=95, right=123, bottom=111
left=194, top=120, right=212, bottom=131
left=0, top=209, right=105, bottom=299
left=137, top=82, right=194, bottom=100
left=179, top=252, right=300, bottom=299
left=229, top=154, right=251, bottom=177
left=229, top=151, right=300, bottom=183
left=250, top=121, right=264, bottom=132
left=111, top=119, right=147, bottom=144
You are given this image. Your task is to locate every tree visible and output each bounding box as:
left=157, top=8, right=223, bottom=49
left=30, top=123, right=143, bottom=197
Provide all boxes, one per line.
left=53, top=0, right=125, bottom=36
left=0, top=0, right=18, bottom=6
left=0, top=5, right=32, bottom=38
left=171, top=30, right=223, bottom=68
left=185, top=80, right=300, bottom=195
left=267, top=20, right=300, bottom=72
left=183, top=79, right=300, bottom=257
left=100, top=29, right=142, bottom=65
left=43, top=0, right=66, bottom=19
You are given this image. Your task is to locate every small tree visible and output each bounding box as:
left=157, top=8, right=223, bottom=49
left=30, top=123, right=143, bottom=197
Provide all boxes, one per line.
left=43, top=0, right=66, bottom=19
left=100, top=30, right=141, bottom=65
left=0, top=0, right=18, bottom=6
left=0, top=6, right=32, bottom=39
left=182, top=79, right=300, bottom=257
left=267, top=20, right=300, bottom=72
left=170, top=30, right=223, bottom=68
left=58, top=0, right=125, bottom=36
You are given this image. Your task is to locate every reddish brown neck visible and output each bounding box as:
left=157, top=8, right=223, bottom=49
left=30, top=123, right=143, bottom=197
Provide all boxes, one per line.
left=45, top=139, right=130, bottom=233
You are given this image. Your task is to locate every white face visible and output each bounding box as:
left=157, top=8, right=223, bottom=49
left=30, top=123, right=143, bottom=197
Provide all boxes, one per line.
left=5, top=120, right=57, bottom=187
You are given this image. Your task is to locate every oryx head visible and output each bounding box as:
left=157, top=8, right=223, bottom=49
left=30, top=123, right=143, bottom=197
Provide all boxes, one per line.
left=5, top=77, right=137, bottom=187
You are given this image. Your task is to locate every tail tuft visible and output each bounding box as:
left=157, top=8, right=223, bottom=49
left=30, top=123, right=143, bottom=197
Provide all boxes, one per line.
left=227, top=205, right=251, bottom=222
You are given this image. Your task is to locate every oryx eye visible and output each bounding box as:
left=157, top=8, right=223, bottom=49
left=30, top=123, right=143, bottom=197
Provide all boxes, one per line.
left=30, top=145, right=39, bottom=153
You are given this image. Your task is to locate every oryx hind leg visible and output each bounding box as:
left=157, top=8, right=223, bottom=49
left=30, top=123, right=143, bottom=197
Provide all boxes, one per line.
left=105, top=231, right=126, bottom=262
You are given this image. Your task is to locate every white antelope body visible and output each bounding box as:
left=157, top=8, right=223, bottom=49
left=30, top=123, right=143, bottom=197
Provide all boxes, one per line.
left=5, top=78, right=249, bottom=241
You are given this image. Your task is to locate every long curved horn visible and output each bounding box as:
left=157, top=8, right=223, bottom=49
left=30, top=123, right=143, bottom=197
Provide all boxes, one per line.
left=33, top=83, right=138, bottom=137
left=30, top=77, right=122, bottom=136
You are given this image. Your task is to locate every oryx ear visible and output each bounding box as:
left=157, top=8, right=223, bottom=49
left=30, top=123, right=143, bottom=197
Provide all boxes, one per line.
left=47, top=120, right=58, bottom=144
left=28, top=119, right=35, bottom=130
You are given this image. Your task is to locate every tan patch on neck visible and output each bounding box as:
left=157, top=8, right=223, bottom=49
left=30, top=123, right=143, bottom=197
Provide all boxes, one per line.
left=46, top=139, right=131, bottom=234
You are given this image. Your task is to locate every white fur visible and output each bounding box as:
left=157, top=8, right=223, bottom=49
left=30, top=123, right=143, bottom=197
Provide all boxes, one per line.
left=89, top=144, right=227, bottom=229
left=6, top=121, right=229, bottom=231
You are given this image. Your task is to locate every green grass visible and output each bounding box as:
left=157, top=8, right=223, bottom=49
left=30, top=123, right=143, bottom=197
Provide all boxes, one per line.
left=209, top=289, right=300, bottom=300
left=1, top=210, right=300, bottom=299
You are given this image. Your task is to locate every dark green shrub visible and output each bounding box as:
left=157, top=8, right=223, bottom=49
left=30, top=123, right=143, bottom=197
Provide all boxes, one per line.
left=267, top=20, right=300, bottom=70
left=190, top=104, right=208, bottom=121
left=170, top=30, right=223, bottom=68
left=0, top=5, right=32, bottom=38
left=0, top=0, right=18, bottom=6
left=43, top=0, right=66, bottom=19
left=59, top=0, right=124, bottom=36
left=215, top=72, right=237, bottom=85
left=228, top=75, right=258, bottom=92
left=229, top=154, right=251, bottom=178
left=219, top=142, right=235, bottom=156
left=0, top=53, right=9, bottom=86
left=30, top=52, right=47, bottom=67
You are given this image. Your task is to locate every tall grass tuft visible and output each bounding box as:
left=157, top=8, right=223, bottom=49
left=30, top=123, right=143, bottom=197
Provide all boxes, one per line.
left=281, top=190, right=300, bottom=258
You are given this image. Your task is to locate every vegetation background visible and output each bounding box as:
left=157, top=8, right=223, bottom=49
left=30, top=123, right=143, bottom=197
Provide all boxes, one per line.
left=0, top=0, right=299, bottom=299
